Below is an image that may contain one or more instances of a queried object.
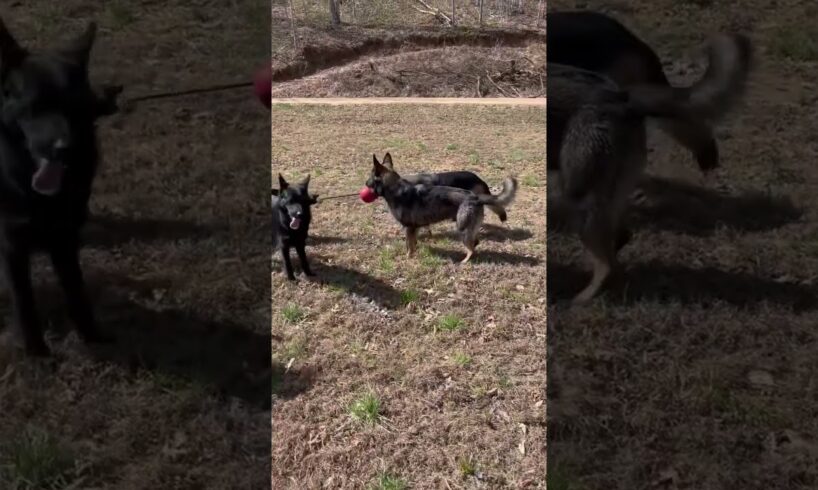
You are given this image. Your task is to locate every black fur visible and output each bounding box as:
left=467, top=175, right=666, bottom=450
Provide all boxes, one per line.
left=272, top=174, right=318, bottom=281
left=0, top=18, right=113, bottom=356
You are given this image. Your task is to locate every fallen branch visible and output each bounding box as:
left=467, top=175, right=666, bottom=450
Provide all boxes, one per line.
left=485, top=71, right=511, bottom=97
left=411, top=0, right=453, bottom=25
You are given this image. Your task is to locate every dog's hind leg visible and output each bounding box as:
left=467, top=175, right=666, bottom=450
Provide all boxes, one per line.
left=49, top=238, right=111, bottom=345
left=295, top=242, right=315, bottom=276
left=2, top=247, right=49, bottom=356
left=281, top=245, right=296, bottom=280
left=406, top=227, right=418, bottom=257
left=573, top=208, right=617, bottom=305
left=458, top=203, right=483, bottom=263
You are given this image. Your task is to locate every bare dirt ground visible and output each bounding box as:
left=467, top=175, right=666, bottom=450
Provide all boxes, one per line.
left=0, top=2, right=270, bottom=489
left=272, top=104, right=546, bottom=488
left=547, top=1, right=818, bottom=489
left=271, top=1, right=546, bottom=98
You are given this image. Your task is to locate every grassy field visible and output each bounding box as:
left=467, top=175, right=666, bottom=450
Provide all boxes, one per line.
left=272, top=104, right=546, bottom=488
left=0, top=2, right=270, bottom=488
left=547, top=1, right=818, bottom=489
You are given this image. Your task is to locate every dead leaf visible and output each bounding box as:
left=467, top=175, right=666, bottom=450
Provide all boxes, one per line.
left=747, top=369, right=775, bottom=388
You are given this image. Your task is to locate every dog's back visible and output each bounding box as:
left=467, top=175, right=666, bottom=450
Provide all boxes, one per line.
left=547, top=11, right=668, bottom=87
left=403, top=170, right=507, bottom=222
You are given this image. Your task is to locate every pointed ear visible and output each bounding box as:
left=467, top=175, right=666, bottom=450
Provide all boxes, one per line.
left=59, top=22, right=96, bottom=66
left=382, top=152, right=394, bottom=170
left=0, top=17, right=26, bottom=68
left=309, top=194, right=320, bottom=204
left=300, top=174, right=311, bottom=188
left=372, top=155, right=387, bottom=175
left=278, top=173, right=289, bottom=190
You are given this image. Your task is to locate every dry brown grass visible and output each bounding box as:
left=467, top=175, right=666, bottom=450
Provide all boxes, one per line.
left=0, top=1, right=270, bottom=488
left=272, top=104, right=546, bottom=488
left=547, top=1, right=818, bottom=489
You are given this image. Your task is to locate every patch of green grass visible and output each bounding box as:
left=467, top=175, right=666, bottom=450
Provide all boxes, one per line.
left=770, top=26, right=818, bottom=62
left=0, top=427, right=79, bottom=490
left=522, top=174, right=541, bottom=187
left=467, top=151, right=481, bottom=165
left=272, top=103, right=294, bottom=110
left=348, top=391, right=382, bottom=425
left=436, top=314, right=465, bottom=333
left=368, top=473, right=409, bottom=490
left=703, top=386, right=784, bottom=427
left=458, top=456, right=477, bottom=478
left=445, top=143, right=459, bottom=151
left=108, top=1, right=136, bottom=29
left=452, top=351, right=472, bottom=367
left=416, top=142, right=428, bottom=152
left=281, top=303, right=305, bottom=324
left=487, top=159, right=505, bottom=170
left=378, top=246, right=398, bottom=273
left=399, top=289, right=420, bottom=306
left=384, top=137, right=409, bottom=149
left=283, top=336, right=308, bottom=360
left=509, top=148, right=525, bottom=162
left=418, top=246, right=444, bottom=268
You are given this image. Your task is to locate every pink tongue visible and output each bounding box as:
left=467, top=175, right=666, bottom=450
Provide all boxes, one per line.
left=289, top=217, right=301, bottom=229
left=32, top=161, right=64, bottom=196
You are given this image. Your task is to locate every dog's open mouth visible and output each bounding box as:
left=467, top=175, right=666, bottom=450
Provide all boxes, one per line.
left=289, top=217, right=301, bottom=230
left=31, top=159, right=64, bottom=196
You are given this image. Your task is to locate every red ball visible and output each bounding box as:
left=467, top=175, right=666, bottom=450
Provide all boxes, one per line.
left=359, top=186, right=378, bottom=203
left=253, top=66, right=271, bottom=109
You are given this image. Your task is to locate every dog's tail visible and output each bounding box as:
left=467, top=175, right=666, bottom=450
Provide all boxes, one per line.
left=626, top=33, right=753, bottom=123
left=476, top=176, right=518, bottom=209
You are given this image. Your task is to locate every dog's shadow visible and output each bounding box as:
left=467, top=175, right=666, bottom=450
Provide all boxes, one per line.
left=19, top=274, right=277, bottom=408
left=83, top=213, right=221, bottom=248
left=428, top=246, right=541, bottom=266
left=304, top=261, right=405, bottom=310
left=432, top=224, right=533, bottom=243
left=634, top=176, right=802, bottom=235
left=548, top=261, right=816, bottom=311
left=308, top=235, right=349, bottom=246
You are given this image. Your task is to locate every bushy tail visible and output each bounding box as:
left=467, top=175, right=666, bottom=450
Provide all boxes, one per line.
left=626, top=33, right=753, bottom=122
left=476, top=176, right=518, bottom=208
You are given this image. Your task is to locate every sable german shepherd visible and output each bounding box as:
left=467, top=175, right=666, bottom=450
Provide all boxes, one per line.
left=403, top=171, right=507, bottom=222
left=365, top=153, right=517, bottom=263
left=0, top=19, right=120, bottom=356
left=272, top=174, right=318, bottom=280
left=548, top=33, right=752, bottom=304
left=548, top=10, right=727, bottom=174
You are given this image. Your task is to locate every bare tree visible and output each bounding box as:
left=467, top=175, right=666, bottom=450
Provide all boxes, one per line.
left=479, top=0, right=484, bottom=26
left=329, top=0, right=341, bottom=26
left=536, top=0, right=544, bottom=26
left=287, top=0, right=298, bottom=49
left=451, top=0, right=456, bottom=26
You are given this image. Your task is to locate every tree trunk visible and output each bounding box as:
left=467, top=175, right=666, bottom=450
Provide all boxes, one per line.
left=287, top=0, right=298, bottom=48
left=451, top=0, right=456, bottom=26
left=479, top=0, right=484, bottom=26
left=329, top=0, right=341, bottom=26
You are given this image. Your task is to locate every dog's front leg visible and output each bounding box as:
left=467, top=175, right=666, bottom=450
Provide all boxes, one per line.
left=295, top=242, right=314, bottom=276
left=49, top=238, right=112, bottom=345
left=2, top=246, right=49, bottom=356
left=281, top=245, right=296, bottom=280
left=405, top=227, right=418, bottom=257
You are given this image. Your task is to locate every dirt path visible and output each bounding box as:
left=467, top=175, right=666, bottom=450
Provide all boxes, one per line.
left=272, top=97, right=546, bottom=105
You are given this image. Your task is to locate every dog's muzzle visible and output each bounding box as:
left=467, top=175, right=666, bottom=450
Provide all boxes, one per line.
left=31, top=158, right=64, bottom=196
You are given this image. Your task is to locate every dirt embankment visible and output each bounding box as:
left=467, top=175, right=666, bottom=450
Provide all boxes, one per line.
left=273, top=28, right=546, bottom=84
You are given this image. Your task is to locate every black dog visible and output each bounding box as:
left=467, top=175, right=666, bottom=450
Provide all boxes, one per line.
left=272, top=174, right=318, bottom=280
left=0, top=19, right=116, bottom=356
